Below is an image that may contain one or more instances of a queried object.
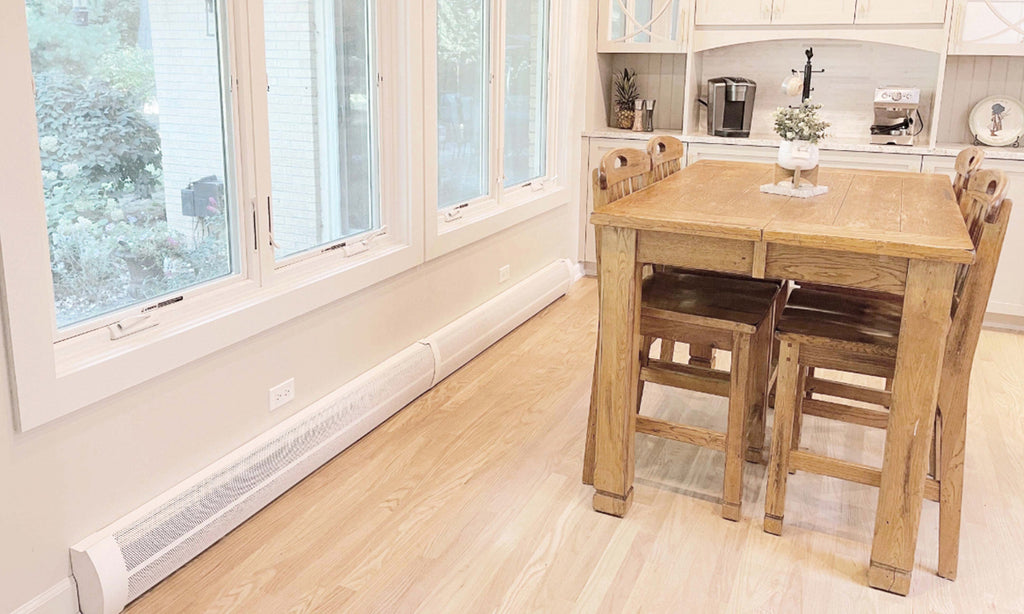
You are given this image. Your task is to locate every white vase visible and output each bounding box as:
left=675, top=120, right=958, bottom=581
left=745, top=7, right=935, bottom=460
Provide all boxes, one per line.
left=777, top=140, right=819, bottom=171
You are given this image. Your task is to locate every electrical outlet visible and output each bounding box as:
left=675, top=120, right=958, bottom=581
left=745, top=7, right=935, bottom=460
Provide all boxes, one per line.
left=499, top=265, right=511, bottom=283
left=269, top=378, right=295, bottom=411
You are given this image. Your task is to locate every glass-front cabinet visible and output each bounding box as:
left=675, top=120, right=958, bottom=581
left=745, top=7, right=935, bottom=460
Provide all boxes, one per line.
left=950, top=0, right=1024, bottom=55
left=598, top=0, right=687, bottom=53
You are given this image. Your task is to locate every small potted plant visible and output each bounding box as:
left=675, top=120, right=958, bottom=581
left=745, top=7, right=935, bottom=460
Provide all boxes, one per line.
left=772, top=100, right=830, bottom=171
left=613, top=68, right=639, bottom=130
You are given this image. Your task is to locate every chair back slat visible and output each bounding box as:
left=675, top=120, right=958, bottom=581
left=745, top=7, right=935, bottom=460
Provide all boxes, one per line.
left=648, top=136, right=685, bottom=183
left=953, top=146, right=985, bottom=217
left=954, top=169, right=1009, bottom=303
left=598, top=148, right=652, bottom=202
left=943, top=171, right=1011, bottom=407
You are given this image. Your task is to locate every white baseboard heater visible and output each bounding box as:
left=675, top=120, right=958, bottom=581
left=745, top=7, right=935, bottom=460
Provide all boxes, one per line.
left=68, top=259, right=573, bottom=614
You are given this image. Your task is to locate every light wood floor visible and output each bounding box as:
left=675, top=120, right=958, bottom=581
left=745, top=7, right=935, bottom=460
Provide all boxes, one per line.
left=126, top=278, right=1024, bottom=613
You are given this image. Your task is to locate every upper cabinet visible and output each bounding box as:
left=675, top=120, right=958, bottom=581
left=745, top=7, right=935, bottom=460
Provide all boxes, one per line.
left=775, top=0, right=858, bottom=25
left=598, top=0, right=688, bottom=52
left=854, top=0, right=947, bottom=24
left=696, top=0, right=947, bottom=25
left=950, top=0, right=1024, bottom=55
left=696, top=0, right=772, bottom=25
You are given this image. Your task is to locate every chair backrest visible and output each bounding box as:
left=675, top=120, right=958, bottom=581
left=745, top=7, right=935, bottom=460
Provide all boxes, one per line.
left=594, top=147, right=652, bottom=211
left=943, top=169, right=1011, bottom=400
left=953, top=146, right=985, bottom=217
left=647, top=136, right=685, bottom=183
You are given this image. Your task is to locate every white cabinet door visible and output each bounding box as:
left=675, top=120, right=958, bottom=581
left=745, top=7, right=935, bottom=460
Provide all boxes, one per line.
left=599, top=0, right=688, bottom=53
left=950, top=0, right=1024, bottom=56
left=695, top=0, right=773, bottom=25
left=923, top=155, right=1024, bottom=318
left=773, top=0, right=857, bottom=24
left=584, top=137, right=657, bottom=264
left=854, top=0, right=948, bottom=24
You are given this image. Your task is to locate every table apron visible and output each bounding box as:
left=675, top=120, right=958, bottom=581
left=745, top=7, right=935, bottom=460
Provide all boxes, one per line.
left=635, top=230, right=910, bottom=295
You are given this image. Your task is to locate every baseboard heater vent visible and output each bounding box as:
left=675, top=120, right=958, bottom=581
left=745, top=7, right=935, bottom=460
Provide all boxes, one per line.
left=69, top=259, right=572, bottom=614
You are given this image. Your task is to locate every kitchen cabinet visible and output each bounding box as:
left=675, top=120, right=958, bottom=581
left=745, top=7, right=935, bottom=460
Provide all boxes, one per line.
left=924, top=155, right=1024, bottom=318
left=598, top=0, right=688, bottom=53
left=773, top=0, right=858, bottom=25
left=695, top=0, right=772, bottom=25
left=949, top=0, right=1024, bottom=55
left=854, top=0, right=948, bottom=24
left=583, top=137, right=665, bottom=264
left=697, top=0, right=941, bottom=26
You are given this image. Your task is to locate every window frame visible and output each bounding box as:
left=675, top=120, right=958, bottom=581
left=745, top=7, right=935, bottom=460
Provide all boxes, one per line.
left=0, top=0, right=426, bottom=431
left=424, top=0, right=568, bottom=261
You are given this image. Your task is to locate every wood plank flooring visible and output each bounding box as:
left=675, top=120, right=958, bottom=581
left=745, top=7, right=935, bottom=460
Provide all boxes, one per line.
left=126, top=278, right=1024, bottom=613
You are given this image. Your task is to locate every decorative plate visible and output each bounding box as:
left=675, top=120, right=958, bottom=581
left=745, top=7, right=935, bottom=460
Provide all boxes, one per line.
left=969, top=95, right=1024, bottom=147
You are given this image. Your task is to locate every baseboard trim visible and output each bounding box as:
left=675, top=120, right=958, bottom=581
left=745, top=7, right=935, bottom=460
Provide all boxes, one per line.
left=67, top=258, right=572, bottom=614
left=10, top=578, right=79, bottom=614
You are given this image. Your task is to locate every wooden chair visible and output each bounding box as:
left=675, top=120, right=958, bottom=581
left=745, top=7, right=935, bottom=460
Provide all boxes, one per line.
left=792, top=146, right=987, bottom=404
left=953, top=146, right=985, bottom=213
left=583, top=147, right=784, bottom=520
left=763, top=169, right=1012, bottom=582
left=646, top=135, right=717, bottom=369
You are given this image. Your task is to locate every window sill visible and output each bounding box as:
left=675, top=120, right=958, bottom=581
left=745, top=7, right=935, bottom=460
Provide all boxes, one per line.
left=29, top=239, right=420, bottom=429
left=428, top=183, right=569, bottom=260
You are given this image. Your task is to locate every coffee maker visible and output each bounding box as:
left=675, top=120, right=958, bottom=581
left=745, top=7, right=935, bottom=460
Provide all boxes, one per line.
left=707, top=77, right=756, bottom=138
left=870, top=87, right=921, bottom=146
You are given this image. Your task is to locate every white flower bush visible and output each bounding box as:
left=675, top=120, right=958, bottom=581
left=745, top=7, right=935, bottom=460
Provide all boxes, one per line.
left=773, top=100, right=830, bottom=144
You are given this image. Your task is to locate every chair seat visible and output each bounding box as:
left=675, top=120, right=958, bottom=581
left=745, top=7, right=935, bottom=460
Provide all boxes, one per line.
left=778, top=287, right=903, bottom=352
left=642, top=271, right=781, bottom=332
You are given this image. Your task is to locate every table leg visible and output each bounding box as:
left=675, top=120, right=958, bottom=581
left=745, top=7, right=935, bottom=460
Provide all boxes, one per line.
left=592, top=226, right=642, bottom=517
left=869, top=260, right=957, bottom=595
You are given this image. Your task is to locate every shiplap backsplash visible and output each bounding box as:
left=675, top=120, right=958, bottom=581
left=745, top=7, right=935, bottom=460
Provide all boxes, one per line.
left=938, top=56, right=1024, bottom=145
left=697, top=40, right=940, bottom=142
left=608, top=54, right=687, bottom=130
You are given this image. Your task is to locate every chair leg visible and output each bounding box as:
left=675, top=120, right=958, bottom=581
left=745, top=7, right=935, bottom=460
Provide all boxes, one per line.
left=788, top=366, right=809, bottom=475
left=723, top=333, right=752, bottom=522
left=637, top=336, right=655, bottom=414
left=745, top=320, right=772, bottom=463
left=688, top=344, right=714, bottom=367
left=660, top=338, right=676, bottom=362
left=765, top=340, right=801, bottom=535
left=583, top=339, right=600, bottom=486
left=938, top=392, right=968, bottom=580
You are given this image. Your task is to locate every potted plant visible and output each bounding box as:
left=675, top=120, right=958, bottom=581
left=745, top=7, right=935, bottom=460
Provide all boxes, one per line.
left=772, top=100, right=830, bottom=171
left=613, top=68, right=639, bottom=130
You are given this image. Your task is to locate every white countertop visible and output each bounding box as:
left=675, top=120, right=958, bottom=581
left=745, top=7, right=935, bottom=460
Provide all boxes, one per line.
left=582, top=128, right=1024, bottom=162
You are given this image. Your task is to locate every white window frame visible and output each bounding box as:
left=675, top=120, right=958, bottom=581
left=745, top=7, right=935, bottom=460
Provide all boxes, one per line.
left=0, top=0, right=426, bottom=430
left=424, top=0, right=569, bottom=260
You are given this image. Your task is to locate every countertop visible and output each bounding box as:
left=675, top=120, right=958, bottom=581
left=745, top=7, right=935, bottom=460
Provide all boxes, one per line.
left=582, top=127, right=1024, bottom=162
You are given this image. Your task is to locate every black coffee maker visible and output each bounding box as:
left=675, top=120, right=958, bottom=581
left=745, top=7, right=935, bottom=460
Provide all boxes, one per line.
left=706, top=77, right=757, bottom=138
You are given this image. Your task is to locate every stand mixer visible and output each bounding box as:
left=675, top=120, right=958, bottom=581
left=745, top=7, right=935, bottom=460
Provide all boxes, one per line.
left=870, top=87, right=922, bottom=146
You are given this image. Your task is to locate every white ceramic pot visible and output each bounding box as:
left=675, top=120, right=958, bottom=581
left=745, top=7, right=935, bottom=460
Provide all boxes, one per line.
left=777, top=140, right=819, bottom=170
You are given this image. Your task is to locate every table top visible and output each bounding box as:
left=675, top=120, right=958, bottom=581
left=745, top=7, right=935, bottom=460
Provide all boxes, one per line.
left=590, top=160, right=976, bottom=264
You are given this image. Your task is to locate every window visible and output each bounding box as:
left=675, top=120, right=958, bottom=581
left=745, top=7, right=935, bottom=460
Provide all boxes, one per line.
left=503, top=0, right=550, bottom=187
left=1, top=0, right=564, bottom=430
left=434, top=0, right=552, bottom=209
left=25, top=0, right=236, bottom=329
left=264, top=0, right=380, bottom=260
left=436, top=0, right=490, bottom=208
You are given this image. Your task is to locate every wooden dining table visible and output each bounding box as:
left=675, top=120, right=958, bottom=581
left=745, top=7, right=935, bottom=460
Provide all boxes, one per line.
left=588, top=159, right=976, bottom=595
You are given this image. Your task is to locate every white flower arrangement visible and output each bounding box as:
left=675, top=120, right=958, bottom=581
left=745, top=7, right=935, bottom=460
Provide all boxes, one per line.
left=772, top=100, right=830, bottom=144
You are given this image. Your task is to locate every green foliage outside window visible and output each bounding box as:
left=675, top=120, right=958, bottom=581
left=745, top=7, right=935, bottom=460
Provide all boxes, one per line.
left=27, top=0, right=229, bottom=327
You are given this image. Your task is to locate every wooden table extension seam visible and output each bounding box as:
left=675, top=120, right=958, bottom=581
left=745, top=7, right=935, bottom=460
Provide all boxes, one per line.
left=588, top=160, right=975, bottom=595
